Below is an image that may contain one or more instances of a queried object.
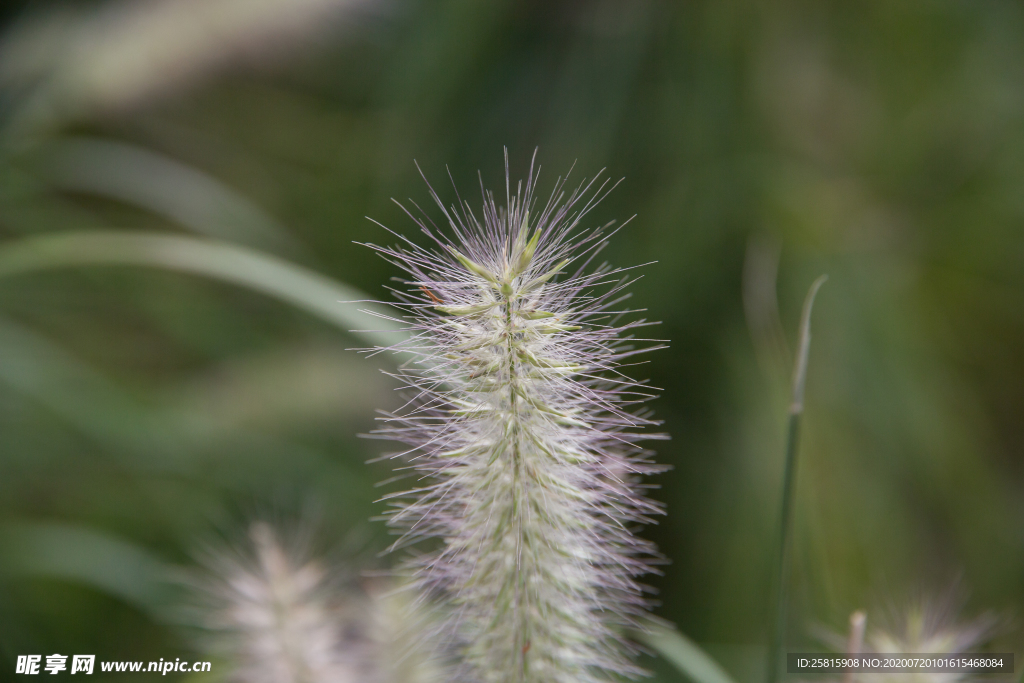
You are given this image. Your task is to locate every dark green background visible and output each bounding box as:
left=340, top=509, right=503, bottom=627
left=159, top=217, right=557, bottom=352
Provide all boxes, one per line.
left=1, top=0, right=1023, bottom=680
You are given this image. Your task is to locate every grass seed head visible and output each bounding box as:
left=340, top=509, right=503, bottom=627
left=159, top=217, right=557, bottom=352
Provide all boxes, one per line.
left=365, top=150, right=667, bottom=682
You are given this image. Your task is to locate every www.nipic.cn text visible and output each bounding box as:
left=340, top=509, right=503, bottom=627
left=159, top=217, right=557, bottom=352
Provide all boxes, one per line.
left=16, top=655, right=211, bottom=675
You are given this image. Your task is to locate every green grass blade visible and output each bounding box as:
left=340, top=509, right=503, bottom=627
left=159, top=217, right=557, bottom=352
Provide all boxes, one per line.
left=41, top=137, right=301, bottom=255
left=0, top=231, right=407, bottom=348
left=638, top=625, right=739, bottom=683
left=0, top=521, right=174, bottom=615
left=766, top=274, right=827, bottom=683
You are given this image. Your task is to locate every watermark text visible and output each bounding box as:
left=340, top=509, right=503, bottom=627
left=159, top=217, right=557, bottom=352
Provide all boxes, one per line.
left=16, top=656, right=211, bottom=675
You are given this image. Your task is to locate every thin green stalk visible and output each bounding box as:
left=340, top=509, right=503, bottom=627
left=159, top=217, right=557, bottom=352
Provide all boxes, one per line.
left=766, top=274, right=827, bottom=683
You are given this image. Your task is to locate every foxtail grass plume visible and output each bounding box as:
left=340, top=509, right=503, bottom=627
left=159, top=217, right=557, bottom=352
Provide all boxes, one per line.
left=186, top=522, right=385, bottom=683
left=867, top=601, right=997, bottom=683
left=824, top=599, right=998, bottom=683
left=364, top=151, right=666, bottom=682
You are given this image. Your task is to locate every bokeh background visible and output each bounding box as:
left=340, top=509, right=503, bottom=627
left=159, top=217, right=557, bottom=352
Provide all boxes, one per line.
left=1, top=0, right=1023, bottom=680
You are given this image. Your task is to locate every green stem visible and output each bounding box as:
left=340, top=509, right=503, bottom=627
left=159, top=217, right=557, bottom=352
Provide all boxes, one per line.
left=766, top=411, right=801, bottom=683
left=766, top=275, right=826, bottom=683
left=502, top=285, right=531, bottom=680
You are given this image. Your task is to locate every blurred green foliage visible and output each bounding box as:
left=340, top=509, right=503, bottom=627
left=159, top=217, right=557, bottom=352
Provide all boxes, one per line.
left=1, top=0, right=1024, bottom=680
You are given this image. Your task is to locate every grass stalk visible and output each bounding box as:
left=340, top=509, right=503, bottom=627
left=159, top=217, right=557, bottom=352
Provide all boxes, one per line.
left=766, top=274, right=827, bottom=683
